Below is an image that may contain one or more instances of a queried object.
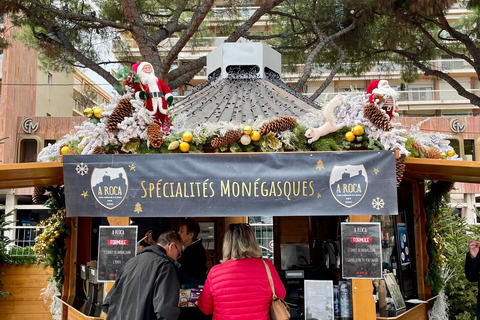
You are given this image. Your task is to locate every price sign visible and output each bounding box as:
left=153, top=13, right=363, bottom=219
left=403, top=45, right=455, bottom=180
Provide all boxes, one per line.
left=341, top=222, right=382, bottom=279
left=97, top=226, right=137, bottom=282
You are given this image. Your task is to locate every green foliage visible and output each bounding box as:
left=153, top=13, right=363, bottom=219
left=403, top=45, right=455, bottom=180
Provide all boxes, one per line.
left=0, top=211, right=15, bottom=299
left=424, top=180, right=454, bottom=295
left=7, top=246, right=38, bottom=265
left=437, top=207, right=480, bottom=318
left=33, top=186, right=69, bottom=293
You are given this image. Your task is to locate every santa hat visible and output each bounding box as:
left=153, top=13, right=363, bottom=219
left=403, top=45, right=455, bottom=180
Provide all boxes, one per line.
left=366, top=80, right=381, bottom=94
left=132, top=61, right=152, bottom=74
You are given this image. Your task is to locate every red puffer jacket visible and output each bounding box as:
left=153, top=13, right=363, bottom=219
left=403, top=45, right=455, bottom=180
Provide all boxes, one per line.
left=198, top=258, right=286, bottom=320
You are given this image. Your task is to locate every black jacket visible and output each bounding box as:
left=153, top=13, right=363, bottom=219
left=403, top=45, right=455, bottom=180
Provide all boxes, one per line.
left=177, top=239, right=207, bottom=283
left=465, top=253, right=480, bottom=319
left=102, top=245, right=181, bottom=320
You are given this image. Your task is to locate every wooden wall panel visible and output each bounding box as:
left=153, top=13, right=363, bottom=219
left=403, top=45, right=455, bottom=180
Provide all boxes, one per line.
left=0, top=264, right=52, bottom=320
left=278, top=216, right=309, bottom=244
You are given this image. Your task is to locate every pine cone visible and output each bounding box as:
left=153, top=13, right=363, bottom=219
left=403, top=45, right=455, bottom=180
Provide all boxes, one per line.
left=396, top=153, right=406, bottom=187
left=108, top=98, right=133, bottom=132
left=259, top=116, right=297, bottom=135
left=93, top=146, right=105, bottom=154
left=363, top=104, right=393, bottom=131
left=425, top=146, right=441, bottom=159
left=412, top=139, right=425, bottom=156
left=32, top=186, right=46, bottom=204
left=211, top=130, right=242, bottom=148
left=439, top=181, right=455, bottom=194
left=148, top=123, right=164, bottom=148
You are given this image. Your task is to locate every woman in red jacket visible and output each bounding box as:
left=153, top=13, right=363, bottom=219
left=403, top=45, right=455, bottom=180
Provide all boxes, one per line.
left=198, top=223, right=286, bottom=320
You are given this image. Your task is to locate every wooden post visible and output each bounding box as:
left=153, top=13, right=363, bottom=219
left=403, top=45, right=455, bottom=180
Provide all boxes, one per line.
left=62, top=217, right=78, bottom=320
left=349, top=215, right=376, bottom=319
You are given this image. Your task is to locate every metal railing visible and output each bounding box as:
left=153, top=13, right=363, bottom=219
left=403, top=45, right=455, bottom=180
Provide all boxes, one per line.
left=4, top=225, right=44, bottom=256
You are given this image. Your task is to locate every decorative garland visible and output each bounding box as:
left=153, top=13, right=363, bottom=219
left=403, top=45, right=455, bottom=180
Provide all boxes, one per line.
left=424, top=180, right=455, bottom=295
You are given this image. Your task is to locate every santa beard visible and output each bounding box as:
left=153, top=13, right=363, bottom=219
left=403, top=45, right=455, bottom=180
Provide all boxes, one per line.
left=373, top=85, right=398, bottom=100
left=138, top=70, right=159, bottom=92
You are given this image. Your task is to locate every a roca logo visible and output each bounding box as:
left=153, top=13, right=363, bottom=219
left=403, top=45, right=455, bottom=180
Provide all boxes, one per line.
left=450, top=118, right=466, bottom=133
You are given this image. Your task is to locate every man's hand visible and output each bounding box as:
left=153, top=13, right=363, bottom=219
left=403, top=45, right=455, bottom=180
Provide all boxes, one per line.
left=166, top=95, right=173, bottom=106
left=468, top=239, right=480, bottom=258
left=139, top=91, right=147, bottom=100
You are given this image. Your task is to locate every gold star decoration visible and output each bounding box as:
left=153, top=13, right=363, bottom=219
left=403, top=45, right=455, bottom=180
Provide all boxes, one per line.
left=317, top=193, right=322, bottom=198
left=129, top=163, right=136, bottom=171
left=374, top=168, right=380, bottom=175
left=316, top=159, right=324, bottom=171
left=81, top=191, right=89, bottom=198
left=134, top=202, right=143, bottom=214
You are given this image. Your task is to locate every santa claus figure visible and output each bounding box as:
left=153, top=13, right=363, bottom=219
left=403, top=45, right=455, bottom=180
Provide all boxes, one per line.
left=127, top=62, right=174, bottom=132
left=366, top=80, right=399, bottom=120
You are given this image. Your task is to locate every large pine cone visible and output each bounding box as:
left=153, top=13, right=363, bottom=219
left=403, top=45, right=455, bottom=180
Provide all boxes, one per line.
left=259, top=116, right=297, bottom=135
left=211, top=130, right=242, bottom=148
left=364, top=104, right=393, bottom=131
left=412, top=139, right=425, bottom=156
left=425, top=146, right=441, bottom=159
left=148, top=123, right=164, bottom=148
left=93, top=146, right=106, bottom=154
left=396, top=153, right=406, bottom=187
left=108, top=98, right=133, bottom=132
left=32, top=186, right=46, bottom=204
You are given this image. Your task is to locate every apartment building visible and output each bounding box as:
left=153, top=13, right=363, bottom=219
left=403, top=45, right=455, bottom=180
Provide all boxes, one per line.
left=117, top=2, right=479, bottom=227
left=0, top=18, right=111, bottom=230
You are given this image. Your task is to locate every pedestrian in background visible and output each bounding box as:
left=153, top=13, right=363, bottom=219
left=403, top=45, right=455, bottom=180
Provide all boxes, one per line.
left=465, top=238, right=480, bottom=319
left=198, top=223, right=285, bottom=319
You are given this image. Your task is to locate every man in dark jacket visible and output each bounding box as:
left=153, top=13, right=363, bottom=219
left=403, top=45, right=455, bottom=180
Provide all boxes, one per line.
left=178, top=218, right=207, bottom=283
left=465, top=238, right=480, bottom=319
left=102, top=230, right=182, bottom=320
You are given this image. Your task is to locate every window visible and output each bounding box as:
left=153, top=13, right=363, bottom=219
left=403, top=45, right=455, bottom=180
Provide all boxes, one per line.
left=19, top=139, right=38, bottom=163
left=47, top=73, right=53, bottom=85
left=449, top=138, right=461, bottom=157
left=464, top=139, right=475, bottom=161
left=248, top=216, right=274, bottom=261
left=408, top=86, right=433, bottom=101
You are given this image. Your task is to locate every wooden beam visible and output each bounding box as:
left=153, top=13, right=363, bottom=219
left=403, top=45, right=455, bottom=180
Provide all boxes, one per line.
left=0, top=162, right=64, bottom=189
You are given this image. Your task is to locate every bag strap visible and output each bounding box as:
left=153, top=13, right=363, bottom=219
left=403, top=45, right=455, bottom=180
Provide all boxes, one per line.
left=262, top=258, right=278, bottom=299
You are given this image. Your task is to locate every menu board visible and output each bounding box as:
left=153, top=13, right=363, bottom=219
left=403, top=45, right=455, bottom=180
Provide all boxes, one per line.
left=97, top=226, right=138, bottom=282
left=341, top=222, right=382, bottom=279
left=304, top=280, right=334, bottom=320
left=384, top=273, right=406, bottom=310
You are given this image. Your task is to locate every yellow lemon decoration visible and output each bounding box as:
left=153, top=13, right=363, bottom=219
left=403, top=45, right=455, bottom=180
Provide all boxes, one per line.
left=182, top=131, right=193, bottom=142
left=243, top=125, right=252, bottom=135
left=83, top=107, right=93, bottom=118
left=352, top=125, right=364, bottom=136
left=61, top=146, right=70, bottom=155
left=93, top=107, right=104, bottom=118
left=345, top=131, right=355, bottom=142
left=250, top=131, right=261, bottom=142
left=179, top=142, right=190, bottom=153
left=447, top=149, right=455, bottom=157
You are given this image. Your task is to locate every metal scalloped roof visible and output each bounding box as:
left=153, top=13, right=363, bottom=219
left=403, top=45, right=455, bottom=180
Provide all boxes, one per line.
left=170, top=72, right=322, bottom=126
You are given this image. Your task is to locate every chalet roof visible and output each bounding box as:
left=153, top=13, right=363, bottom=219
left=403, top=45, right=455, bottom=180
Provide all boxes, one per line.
left=170, top=70, right=322, bottom=126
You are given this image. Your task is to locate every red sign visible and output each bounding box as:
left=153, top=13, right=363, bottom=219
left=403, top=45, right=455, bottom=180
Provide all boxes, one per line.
left=107, top=239, right=129, bottom=245
left=350, top=237, right=372, bottom=243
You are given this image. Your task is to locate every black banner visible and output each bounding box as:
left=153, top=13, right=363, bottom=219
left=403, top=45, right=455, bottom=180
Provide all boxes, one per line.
left=97, top=226, right=137, bottom=282
left=341, top=222, right=382, bottom=279
left=63, top=151, right=398, bottom=217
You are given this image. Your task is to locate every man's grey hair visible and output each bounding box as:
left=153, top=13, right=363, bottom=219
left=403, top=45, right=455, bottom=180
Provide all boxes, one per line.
left=157, top=230, right=181, bottom=247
